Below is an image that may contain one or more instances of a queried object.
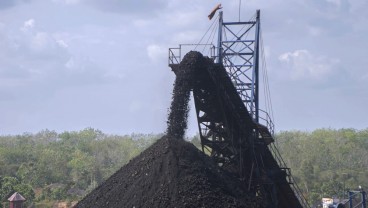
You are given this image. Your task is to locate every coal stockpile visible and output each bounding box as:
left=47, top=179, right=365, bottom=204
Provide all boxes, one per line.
left=76, top=136, right=259, bottom=208
left=76, top=51, right=260, bottom=207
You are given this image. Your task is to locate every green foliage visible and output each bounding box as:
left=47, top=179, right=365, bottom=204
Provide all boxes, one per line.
left=14, top=183, right=35, bottom=202
left=276, top=128, right=368, bottom=205
left=0, top=129, right=159, bottom=204
left=0, top=176, right=19, bottom=201
left=0, top=176, right=35, bottom=205
left=37, top=184, right=67, bottom=201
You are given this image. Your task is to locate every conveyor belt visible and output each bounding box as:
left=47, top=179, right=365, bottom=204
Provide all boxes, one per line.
left=170, top=51, right=304, bottom=208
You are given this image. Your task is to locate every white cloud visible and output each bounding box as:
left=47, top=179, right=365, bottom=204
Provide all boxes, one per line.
left=31, top=32, right=50, bottom=50
left=171, top=31, right=202, bottom=44
left=132, top=19, right=152, bottom=28
left=147, top=44, right=167, bottom=62
left=56, top=39, right=68, bottom=48
left=64, top=56, right=96, bottom=73
left=164, top=11, right=202, bottom=28
left=0, top=17, right=98, bottom=92
left=1, top=0, right=368, bottom=134
left=20, top=18, right=35, bottom=31
left=65, top=57, right=75, bottom=69
left=279, top=50, right=340, bottom=80
left=65, top=0, right=80, bottom=4
left=83, top=0, right=168, bottom=16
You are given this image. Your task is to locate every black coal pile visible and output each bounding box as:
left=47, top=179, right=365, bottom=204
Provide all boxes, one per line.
left=75, top=51, right=261, bottom=208
left=76, top=136, right=259, bottom=208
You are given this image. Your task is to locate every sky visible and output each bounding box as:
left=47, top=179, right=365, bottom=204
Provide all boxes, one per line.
left=0, top=0, right=367, bottom=136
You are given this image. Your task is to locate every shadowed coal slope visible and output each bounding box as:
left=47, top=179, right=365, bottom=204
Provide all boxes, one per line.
left=75, top=136, right=259, bottom=208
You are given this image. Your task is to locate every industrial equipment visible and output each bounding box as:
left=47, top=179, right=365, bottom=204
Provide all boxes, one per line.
left=168, top=6, right=310, bottom=208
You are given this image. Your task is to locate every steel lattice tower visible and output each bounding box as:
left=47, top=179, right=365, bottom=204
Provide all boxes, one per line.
left=217, top=10, right=262, bottom=124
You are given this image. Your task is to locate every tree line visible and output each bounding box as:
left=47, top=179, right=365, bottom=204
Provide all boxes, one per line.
left=0, top=128, right=160, bottom=207
left=0, top=127, right=367, bottom=206
left=275, top=128, right=368, bottom=206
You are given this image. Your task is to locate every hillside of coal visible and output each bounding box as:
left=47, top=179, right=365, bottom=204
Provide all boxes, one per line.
left=76, top=52, right=260, bottom=207
left=76, top=136, right=259, bottom=208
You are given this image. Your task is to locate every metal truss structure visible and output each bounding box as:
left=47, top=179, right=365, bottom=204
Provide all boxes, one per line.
left=218, top=10, right=260, bottom=122
left=168, top=9, right=310, bottom=208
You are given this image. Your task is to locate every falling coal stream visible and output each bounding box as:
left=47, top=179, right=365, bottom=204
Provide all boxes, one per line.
left=166, top=52, right=199, bottom=139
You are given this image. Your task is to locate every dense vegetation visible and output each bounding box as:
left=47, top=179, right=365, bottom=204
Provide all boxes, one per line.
left=276, top=128, right=368, bottom=206
left=0, top=128, right=161, bottom=207
left=0, top=128, right=367, bottom=206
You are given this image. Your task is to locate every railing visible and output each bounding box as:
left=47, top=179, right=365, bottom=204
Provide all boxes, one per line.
left=254, top=106, right=309, bottom=207
left=254, top=108, right=310, bottom=207
left=268, top=143, right=311, bottom=208
left=169, top=47, right=181, bottom=65
left=255, top=107, right=310, bottom=207
left=256, top=109, right=275, bottom=135
left=168, top=44, right=216, bottom=66
left=343, top=190, right=367, bottom=208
